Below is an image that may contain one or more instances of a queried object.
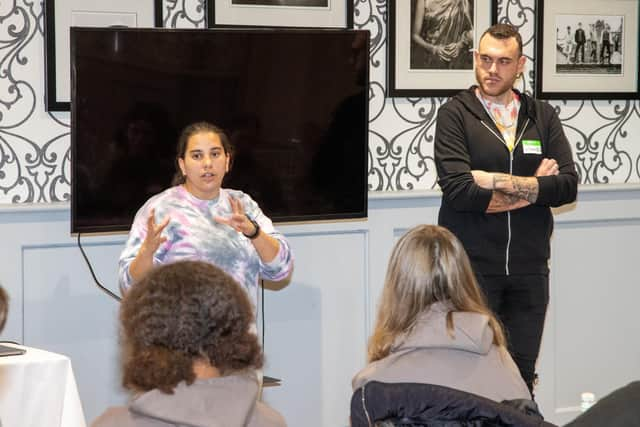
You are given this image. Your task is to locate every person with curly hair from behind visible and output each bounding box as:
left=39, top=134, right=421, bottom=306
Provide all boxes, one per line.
left=92, top=260, right=286, bottom=427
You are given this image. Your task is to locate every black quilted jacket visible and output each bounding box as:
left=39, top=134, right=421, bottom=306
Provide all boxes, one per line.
left=350, top=381, right=557, bottom=427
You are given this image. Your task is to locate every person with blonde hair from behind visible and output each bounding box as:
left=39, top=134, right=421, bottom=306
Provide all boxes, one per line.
left=353, top=224, right=530, bottom=403
left=92, top=260, right=286, bottom=427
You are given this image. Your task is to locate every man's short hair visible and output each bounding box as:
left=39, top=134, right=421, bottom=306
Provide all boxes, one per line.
left=480, top=23, right=523, bottom=57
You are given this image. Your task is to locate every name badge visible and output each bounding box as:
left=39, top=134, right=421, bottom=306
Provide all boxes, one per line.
left=522, top=139, right=542, bottom=154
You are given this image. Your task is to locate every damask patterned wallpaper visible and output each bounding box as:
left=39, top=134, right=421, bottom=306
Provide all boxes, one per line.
left=1, top=0, right=639, bottom=204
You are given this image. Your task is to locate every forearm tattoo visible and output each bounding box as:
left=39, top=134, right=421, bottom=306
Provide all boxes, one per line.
left=493, top=173, right=539, bottom=204
left=489, top=191, right=523, bottom=210
left=486, top=191, right=531, bottom=213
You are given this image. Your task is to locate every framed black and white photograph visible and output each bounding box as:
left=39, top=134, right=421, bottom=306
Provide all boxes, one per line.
left=536, top=0, right=640, bottom=99
left=208, top=0, right=353, bottom=28
left=44, top=0, right=162, bottom=111
left=388, top=0, right=497, bottom=97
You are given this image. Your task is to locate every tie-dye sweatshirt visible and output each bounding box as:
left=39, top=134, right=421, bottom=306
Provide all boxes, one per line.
left=118, top=185, right=293, bottom=309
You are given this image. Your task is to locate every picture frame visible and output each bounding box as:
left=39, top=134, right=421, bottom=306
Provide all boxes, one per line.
left=388, top=0, right=497, bottom=98
left=44, top=0, right=162, bottom=111
left=535, top=0, right=640, bottom=100
left=207, top=0, right=353, bottom=29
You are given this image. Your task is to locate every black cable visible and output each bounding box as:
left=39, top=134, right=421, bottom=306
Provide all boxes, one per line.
left=77, top=233, right=121, bottom=302
left=261, top=278, right=265, bottom=350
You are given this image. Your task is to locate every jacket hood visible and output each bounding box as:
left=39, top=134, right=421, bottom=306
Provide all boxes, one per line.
left=452, top=86, right=538, bottom=123
left=392, top=301, right=493, bottom=355
left=129, top=373, right=260, bottom=427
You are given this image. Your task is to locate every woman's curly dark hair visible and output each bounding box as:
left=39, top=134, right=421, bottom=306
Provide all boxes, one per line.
left=120, top=260, right=263, bottom=394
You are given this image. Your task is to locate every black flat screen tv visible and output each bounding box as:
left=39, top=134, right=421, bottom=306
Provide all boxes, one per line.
left=70, top=27, right=369, bottom=233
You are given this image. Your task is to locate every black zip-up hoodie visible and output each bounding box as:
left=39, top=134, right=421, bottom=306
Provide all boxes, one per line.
left=435, top=87, right=578, bottom=275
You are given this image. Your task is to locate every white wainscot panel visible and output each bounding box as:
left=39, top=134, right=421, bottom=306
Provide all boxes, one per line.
left=259, top=230, right=368, bottom=427
left=22, top=241, right=127, bottom=423
left=537, top=217, right=640, bottom=425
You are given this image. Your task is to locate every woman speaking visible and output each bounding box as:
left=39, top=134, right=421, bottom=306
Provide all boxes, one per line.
left=118, top=121, right=293, bottom=310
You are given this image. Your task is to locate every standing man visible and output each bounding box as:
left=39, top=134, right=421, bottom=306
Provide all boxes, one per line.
left=434, top=24, right=578, bottom=395
left=588, top=25, right=598, bottom=63
left=574, top=22, right=586, bottom=64
left=562, top=26, right=573, bottom=61
left=600, top=24, right=612, bottom=64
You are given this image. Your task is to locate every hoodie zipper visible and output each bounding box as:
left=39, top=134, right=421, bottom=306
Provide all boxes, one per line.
left=480, top=118, right=530, bottom=276
left=506, top=151, right=513, bottom=275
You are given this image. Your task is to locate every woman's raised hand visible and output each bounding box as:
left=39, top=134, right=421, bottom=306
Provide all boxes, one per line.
left=140, top=208, right=169, bottom=256
left=214, top=196, right=255, bottom=236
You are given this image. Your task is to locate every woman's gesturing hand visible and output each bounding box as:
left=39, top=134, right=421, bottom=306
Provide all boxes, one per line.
left=140, top=208, right=170, bottom=256
left=129, top=208, right=170, bottom=284
left=214, top=196, right=256, bottom=237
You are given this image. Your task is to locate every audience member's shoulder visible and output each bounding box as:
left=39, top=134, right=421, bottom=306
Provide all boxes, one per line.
left=248, top=401, right=287, bottom=427
left=91, top=406, right=133, bottom=427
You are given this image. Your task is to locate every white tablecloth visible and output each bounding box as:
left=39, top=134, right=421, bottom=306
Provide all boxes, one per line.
left=0, top=344, right=86, bottom=427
